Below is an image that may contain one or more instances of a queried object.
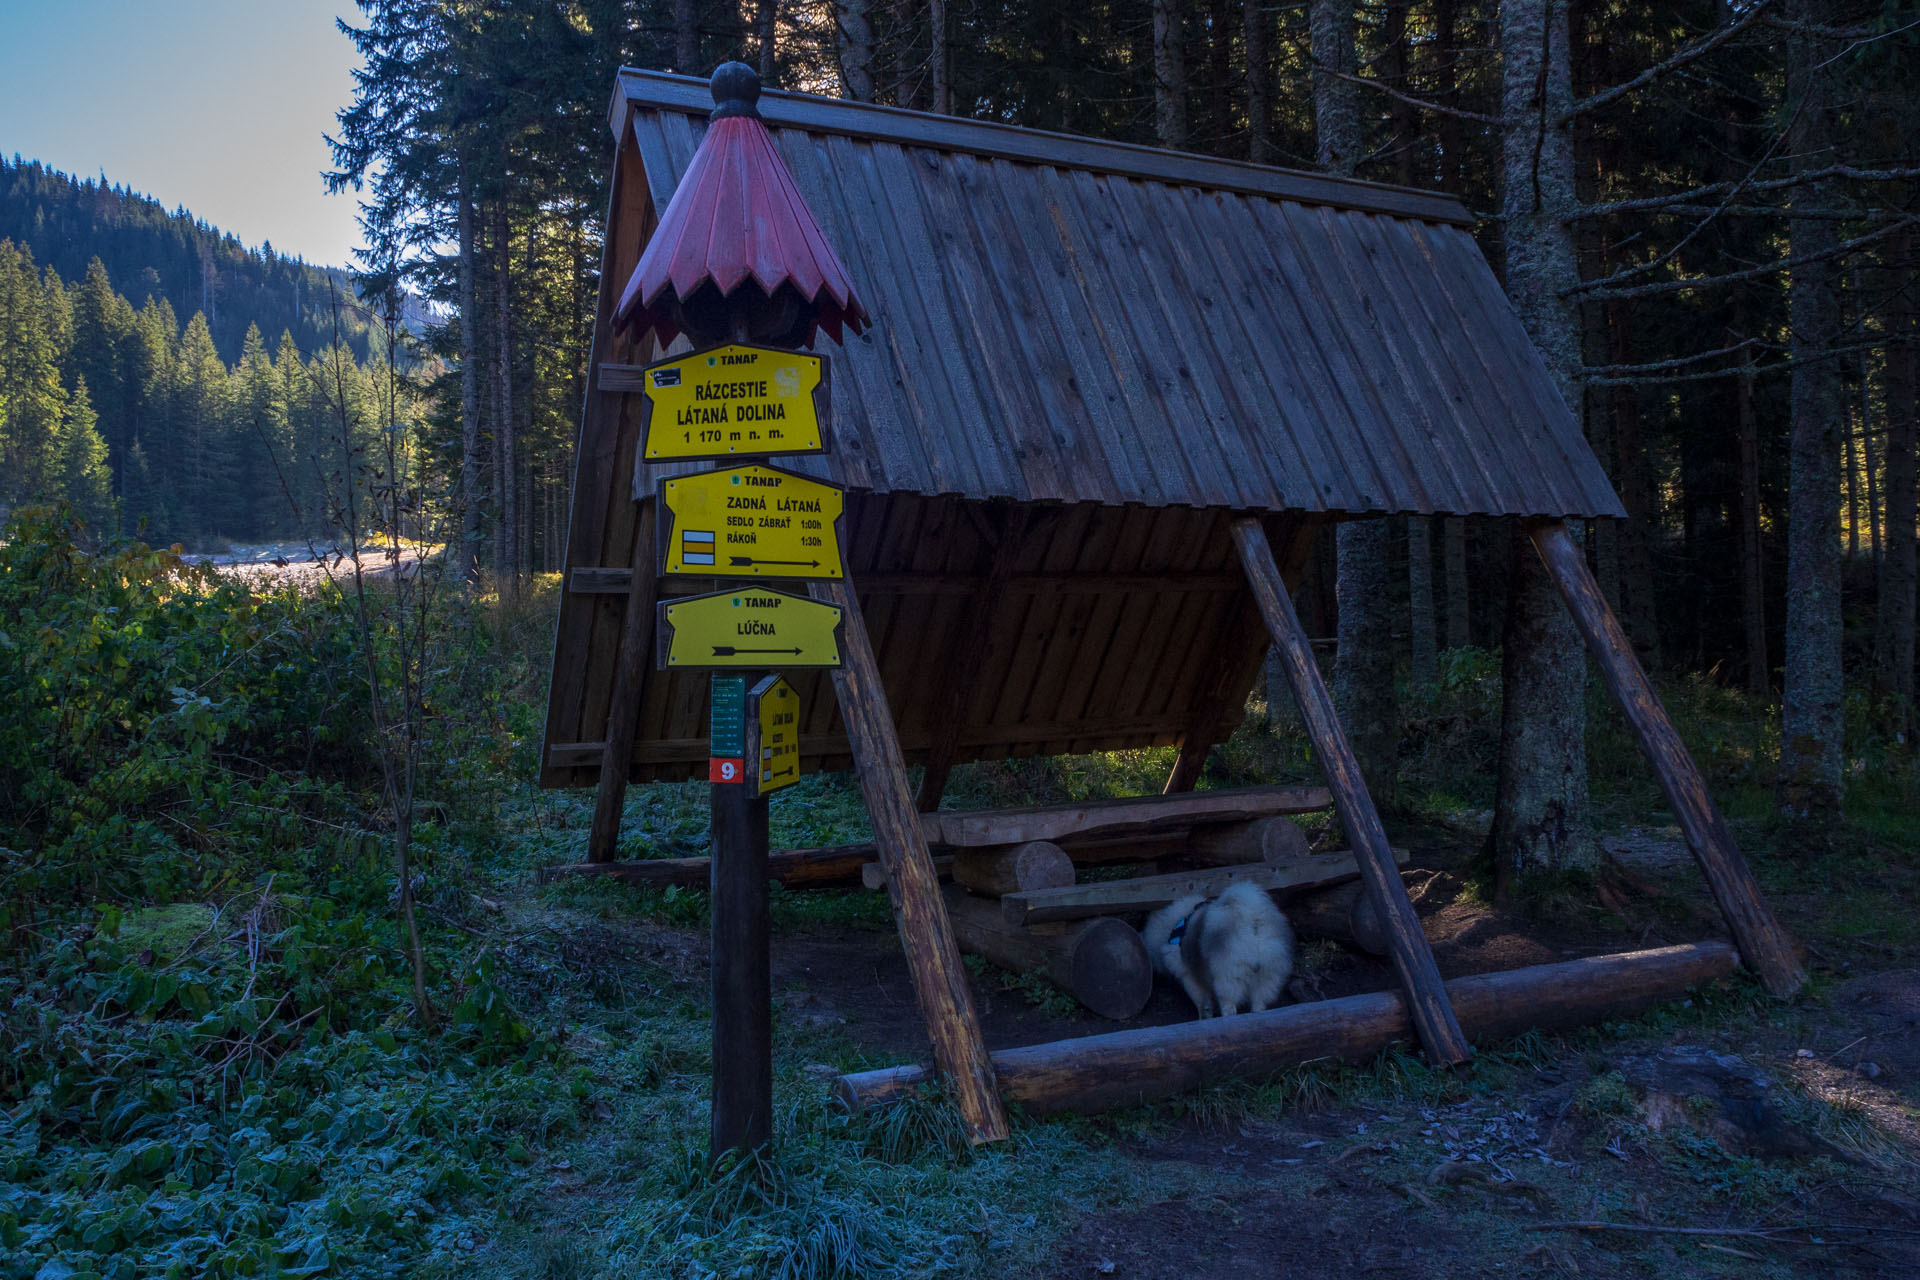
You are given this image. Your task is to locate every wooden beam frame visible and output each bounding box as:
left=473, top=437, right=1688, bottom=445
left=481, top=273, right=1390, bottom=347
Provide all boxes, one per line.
left=587, top=511, right=658, bottom=861
left=1164, top=517, right=1319, bottom=794
left=1528, top=520, right=1806, bottom=996
left=916, top=508, right=1031, bottom=811
left=1230, top=517, right=1472, bottom=1065
left=810, top=577, right=1011, bottom=1142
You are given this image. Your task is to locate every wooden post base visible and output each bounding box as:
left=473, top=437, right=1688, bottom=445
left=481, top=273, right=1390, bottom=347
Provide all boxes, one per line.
left=836, top=941, right=1738, bottom=1117
left=812, top=578, right=1011, bottom=1143
left=710, top=782, right=772, bottom=1158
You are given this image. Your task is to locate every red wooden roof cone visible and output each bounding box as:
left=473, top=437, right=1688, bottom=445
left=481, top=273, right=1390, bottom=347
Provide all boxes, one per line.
left=614, top=62, right=869, bottom=350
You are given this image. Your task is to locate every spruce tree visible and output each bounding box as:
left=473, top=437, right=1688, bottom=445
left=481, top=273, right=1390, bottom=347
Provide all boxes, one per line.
left=55, top=376, right=113, bottom=526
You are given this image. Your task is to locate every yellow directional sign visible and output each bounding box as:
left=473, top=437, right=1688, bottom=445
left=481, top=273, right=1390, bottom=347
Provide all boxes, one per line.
left=747, top=675, right=801, bottom=796
left=641, top=342, right=828, bottom=461
left=658, top=587, right=845, bottom=670
left=658, top=464, right=845, bottom=580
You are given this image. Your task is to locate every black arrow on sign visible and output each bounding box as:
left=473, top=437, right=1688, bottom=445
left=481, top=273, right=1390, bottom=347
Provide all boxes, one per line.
left=711, top=645, right=804, bottom=657
left=729, top=556, right=823, bottom=568
left=765, top=767, right=796, bottom=780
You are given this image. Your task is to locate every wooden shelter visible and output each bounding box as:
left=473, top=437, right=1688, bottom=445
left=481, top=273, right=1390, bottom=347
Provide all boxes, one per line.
left=543, top=69, right=1803, bottom=1143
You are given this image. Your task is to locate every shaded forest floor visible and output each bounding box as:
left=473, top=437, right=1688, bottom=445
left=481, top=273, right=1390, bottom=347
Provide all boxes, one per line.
left=8, top=548, right=1920, bottom=1279
left=473, top=696, right=1920, bottom=1279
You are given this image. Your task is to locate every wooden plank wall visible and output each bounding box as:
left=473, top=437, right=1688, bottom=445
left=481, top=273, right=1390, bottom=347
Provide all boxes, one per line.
left=543, top=495, right=1299, bottom=788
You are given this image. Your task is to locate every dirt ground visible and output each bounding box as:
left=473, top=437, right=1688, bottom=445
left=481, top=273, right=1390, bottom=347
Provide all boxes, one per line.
left=756, top=825, right=1920, bottom=1279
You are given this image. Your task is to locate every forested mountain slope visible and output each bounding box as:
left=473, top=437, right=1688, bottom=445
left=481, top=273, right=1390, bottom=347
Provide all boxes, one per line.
left=0, top=156, right=376, bottom=363
left=0, top=162, right=415, bottom=548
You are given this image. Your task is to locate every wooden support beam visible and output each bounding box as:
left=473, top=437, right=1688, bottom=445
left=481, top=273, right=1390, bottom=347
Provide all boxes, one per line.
left=587, top=513, right=658, bottom=862
left=1528, top=520, right=1806, bottom=997
left=1230, top=517, right=1472, bottom=1066
left=942, top=886, right=1153, bottom=1020
left=998, top=847, right=1397, bottom=926
left=835, top=941, right=1739, bottom=1116
left=810, top=577, right=1011, bottom=1143
left=564, top=566, right=1247, bottom=597
left=918, top=508, right=1031, bottom=811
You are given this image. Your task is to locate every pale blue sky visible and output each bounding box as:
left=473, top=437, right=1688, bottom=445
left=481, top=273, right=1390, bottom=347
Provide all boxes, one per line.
left=0, top=0, right=366, bottom=266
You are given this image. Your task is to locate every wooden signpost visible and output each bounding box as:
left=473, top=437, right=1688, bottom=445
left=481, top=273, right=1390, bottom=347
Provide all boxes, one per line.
left=643, top=336, right=847, bottom=1161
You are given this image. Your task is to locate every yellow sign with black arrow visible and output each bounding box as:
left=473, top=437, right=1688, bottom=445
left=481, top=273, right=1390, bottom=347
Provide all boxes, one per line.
left=640, top=342, right=828, bottom=462
left=658, top=586, right=845, bottom=670
left=658, top=464, right=844, bottom=580
left=746, top=674, right=802, bottom=796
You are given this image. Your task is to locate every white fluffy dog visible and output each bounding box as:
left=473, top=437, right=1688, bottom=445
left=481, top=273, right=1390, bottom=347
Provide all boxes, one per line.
left=1142, top=881, right=1295, bottom=1018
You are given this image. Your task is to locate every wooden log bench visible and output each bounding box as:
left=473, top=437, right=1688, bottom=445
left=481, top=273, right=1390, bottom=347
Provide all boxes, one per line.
left=997, top=847, right=1407, bottom=926
left=543, top=784, right=1332, bottom=893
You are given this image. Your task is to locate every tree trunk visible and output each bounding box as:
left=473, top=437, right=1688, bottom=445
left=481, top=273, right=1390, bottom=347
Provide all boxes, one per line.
left=838, top=0, right=875, bottom=100
left=1876, top=225, right=1917, bottom=739
left=675, top=0, right=698, bottom=73
left=1153, top=0, right=1187, bottom=146
left=1408, top=516, right=1438, bottom=691
left=929, top=0, right=951, bottom=113
left=1444, top=517, right=1470, bottom=648
left=1206, top=0, right=1231, bottom=144
left=757, top=0, right=777, bottom=79
left=1493, top=0, right=1593, bottom=885
left=1778, top=0, right=1845, bottom=814
left=893, top=0, right=922, bottom=109
left=1737, top=359, right=1770, bottom=695
left=1309, top=0, right=1358, bottom=173
left=1314, top=0, right=1396, bottom=807
left=455, top=165, right=481, bottom=585
left=493, top=200, right=519, bottom=593
left=1244, top=0, right=1272, bottom=162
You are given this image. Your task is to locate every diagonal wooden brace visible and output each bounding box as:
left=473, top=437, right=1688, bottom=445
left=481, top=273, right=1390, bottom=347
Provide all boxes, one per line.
left=1230, top=517, right=1472, bottom=1066
left=1527, top=520, right=1805, bottom=997
left=811, top=577, right=1012, bottom=1142
left=588, top=510, right=659, bottom=862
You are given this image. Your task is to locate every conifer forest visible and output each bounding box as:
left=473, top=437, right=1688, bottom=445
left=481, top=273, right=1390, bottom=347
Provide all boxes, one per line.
left=7, top=2, right=1920, bottom=1278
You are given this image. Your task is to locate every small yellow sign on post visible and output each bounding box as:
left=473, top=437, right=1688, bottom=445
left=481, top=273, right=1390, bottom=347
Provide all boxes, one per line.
left=641, top=342, right=828, bottom=461
left=747, top=675, right=801, bottom=796
left=658, top=587, right=845, bottom=670
left=658, top=464, right=844, bottom=580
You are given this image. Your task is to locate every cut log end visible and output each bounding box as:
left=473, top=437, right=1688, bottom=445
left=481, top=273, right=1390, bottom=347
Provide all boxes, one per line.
left=1065, top=917, right=1156, bottom=1020
left=953, top=840, right=1075, bottom=897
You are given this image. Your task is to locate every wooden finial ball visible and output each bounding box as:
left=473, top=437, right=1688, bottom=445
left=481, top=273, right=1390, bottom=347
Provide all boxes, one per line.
left=709, top=62, right=762, bottom=120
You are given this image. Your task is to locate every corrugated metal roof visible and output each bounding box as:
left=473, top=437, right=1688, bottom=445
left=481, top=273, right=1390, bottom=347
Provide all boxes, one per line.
left=613, top=69, right=1625, bottom=520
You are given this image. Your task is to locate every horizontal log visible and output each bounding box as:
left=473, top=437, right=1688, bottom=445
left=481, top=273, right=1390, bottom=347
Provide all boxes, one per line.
left=862, top=855, right=955, bottom=891
left=942, top=886, right=1153, bottom=1020
left=1287, top=881, right=1390, bottom=956
left=953, top=841, right=1075, bottom=897
left=999, top=847, right=1401, bottom=926
left=934, top=785, right=1332, bottom=848
left=547, top=715, right=1199, bottom=769
left=565, top=565, right=1247, bottom=598
left=1185, top=816, right=1312, bottom=867
left=835, top=941, right=1740, bottom=1116
left=539, top=843, right=875, bottom=890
